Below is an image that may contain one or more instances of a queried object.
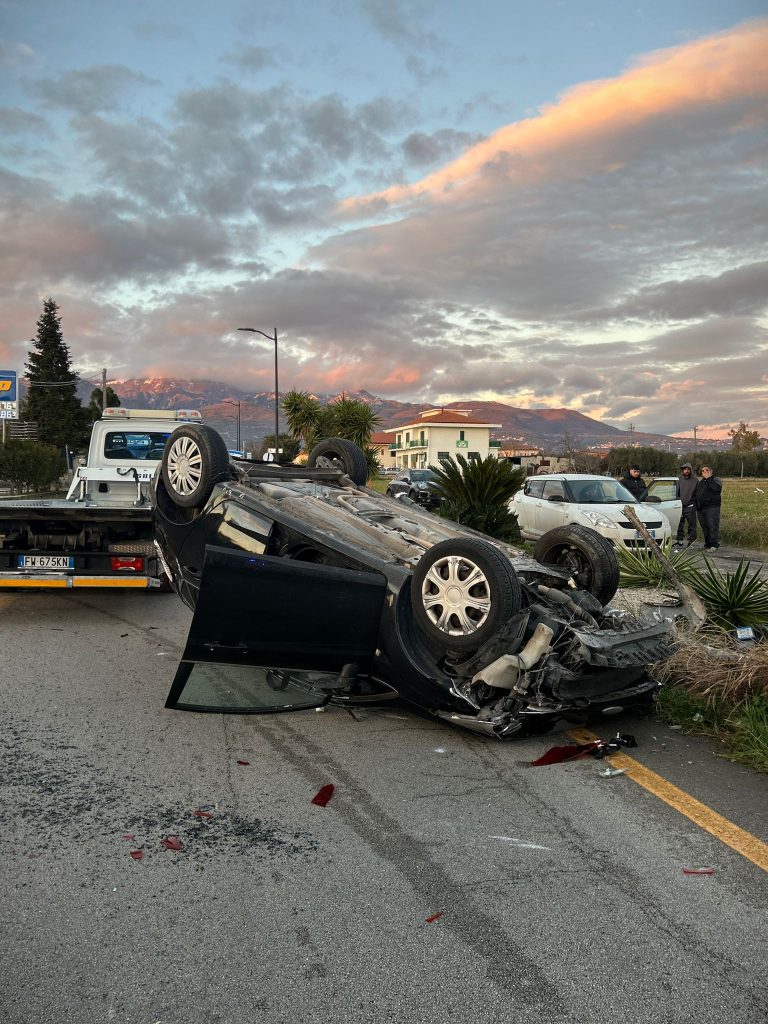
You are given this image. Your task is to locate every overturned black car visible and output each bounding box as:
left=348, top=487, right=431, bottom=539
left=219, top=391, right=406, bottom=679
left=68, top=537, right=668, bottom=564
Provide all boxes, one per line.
left=152, top=426, right=675, bottom=737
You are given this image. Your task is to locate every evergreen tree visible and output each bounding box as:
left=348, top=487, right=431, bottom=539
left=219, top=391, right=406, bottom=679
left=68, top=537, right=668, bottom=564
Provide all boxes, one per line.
left=87, top=385, right=121, bottom=423
left=20, top=299, right=88, bottom=448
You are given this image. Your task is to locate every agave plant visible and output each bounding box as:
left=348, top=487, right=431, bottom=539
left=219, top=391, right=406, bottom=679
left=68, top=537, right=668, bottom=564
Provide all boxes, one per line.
left=615, top=539, right=699, bottom=589
left=686, top=557, right=768, bottom=628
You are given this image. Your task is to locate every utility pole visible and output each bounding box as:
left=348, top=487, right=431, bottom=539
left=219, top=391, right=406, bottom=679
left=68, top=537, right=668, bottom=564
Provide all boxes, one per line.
left=692, top=425, right=698, bottom=450
left=102, top=368, right=107, bottom=414
left=628, top=422, right=634, bottom=447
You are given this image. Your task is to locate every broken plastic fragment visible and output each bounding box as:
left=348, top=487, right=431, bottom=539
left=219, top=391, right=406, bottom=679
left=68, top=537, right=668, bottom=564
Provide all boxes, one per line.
left=598, top=767, right=627, bottom=778
left=236, top=759, right=250, bottom=766
left=193, top=810, right=213, bottom=819
left=532, top=734, right=637, bottom=765
left=311, top=784, right=335, bottom=807
left=531, top=743, right=595, bottom=766
left=160, top=836, right=183, bottom=851
left=683, top=867, right=714, bottom=875
left=129, top=850, right=143, bottom=861
left=121, top=834, right=135, bottom=841
left=425, top=912, right=444, bottom=923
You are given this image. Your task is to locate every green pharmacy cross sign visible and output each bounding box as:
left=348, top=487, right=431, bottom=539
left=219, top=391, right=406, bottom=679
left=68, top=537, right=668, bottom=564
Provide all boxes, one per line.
left=456, top=439, right=469, bottom=448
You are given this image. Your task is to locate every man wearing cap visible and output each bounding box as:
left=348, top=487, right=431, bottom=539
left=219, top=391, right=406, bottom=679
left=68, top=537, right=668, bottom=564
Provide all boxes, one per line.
left=621, top=465, right=647, bottom=500
left=673, top=463, right=698, bottom=547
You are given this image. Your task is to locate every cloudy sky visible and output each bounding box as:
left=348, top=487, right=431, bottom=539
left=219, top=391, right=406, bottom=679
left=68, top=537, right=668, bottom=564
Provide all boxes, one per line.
left=1, top=1, right=766, bottom=438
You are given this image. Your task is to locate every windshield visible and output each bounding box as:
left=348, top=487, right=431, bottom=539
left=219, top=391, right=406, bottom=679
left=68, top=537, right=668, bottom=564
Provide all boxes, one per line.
left=567, top=479, right=638, bottom=504
left=410, top=470, right=435, bottom=482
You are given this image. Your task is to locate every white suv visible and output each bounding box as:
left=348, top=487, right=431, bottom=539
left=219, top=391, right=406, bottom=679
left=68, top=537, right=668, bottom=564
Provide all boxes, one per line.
left=511, top=474, right=675, bottom=548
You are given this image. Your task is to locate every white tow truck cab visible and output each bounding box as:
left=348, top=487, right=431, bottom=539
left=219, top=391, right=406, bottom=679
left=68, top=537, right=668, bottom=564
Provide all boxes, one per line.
left=0, top=408, right=201, bottom=590
left=66, top=408, right=202, bottom=503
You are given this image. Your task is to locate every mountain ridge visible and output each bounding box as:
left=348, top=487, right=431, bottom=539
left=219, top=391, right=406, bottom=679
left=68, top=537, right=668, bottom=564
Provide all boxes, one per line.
left=102, top=377, right=712, bottom=452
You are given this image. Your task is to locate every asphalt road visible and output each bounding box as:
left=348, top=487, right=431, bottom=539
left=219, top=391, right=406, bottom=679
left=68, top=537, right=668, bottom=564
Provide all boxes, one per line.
left=2, top=589, right=767, bottom=1024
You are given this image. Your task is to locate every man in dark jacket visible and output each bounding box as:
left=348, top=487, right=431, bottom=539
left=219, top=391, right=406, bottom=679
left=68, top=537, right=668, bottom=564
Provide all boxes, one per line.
left=621, top=465, right=647, bottom=500
left=673, top=463, right=698, bottom=547
left=695, top=466, right=723, bottom=551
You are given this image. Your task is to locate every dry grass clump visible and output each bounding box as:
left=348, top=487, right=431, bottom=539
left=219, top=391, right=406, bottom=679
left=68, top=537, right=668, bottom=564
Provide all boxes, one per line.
left=655, top=631, right=768, bottom=705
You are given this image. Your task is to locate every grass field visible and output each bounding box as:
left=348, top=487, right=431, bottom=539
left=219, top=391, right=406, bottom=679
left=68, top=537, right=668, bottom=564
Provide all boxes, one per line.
left=719, top=477, right=768, bottom=551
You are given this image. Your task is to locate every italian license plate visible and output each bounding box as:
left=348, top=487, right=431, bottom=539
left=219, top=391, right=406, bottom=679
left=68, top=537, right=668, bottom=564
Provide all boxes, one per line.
left=19, top=555, right=75, bottom=570
left=636, top=530, right=655, bottom=539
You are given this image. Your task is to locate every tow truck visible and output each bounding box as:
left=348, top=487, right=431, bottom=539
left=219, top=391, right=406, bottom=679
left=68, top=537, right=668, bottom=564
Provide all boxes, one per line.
left=0, top=408, right=201, bottom=589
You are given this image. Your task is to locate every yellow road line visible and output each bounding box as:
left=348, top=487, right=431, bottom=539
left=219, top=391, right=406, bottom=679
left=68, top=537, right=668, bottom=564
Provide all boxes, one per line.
left=568, top=727, right=768, bottom=872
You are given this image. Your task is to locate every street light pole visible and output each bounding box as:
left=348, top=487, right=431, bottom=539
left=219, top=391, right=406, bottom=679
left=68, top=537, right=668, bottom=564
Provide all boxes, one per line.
left=223, top=399, right=241, bottom=451
left=238, top=326, right=279, bottom=462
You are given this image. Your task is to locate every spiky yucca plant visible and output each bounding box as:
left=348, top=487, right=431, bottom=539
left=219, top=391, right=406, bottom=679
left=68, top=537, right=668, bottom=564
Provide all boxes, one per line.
left=686, top=557, right=768, bottom=628
left=615, top=539, right=699, bottom=589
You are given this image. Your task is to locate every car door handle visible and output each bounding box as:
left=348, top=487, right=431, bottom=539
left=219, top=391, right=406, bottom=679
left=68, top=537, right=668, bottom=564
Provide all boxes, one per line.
left=203, top=642, right=248, bottom=655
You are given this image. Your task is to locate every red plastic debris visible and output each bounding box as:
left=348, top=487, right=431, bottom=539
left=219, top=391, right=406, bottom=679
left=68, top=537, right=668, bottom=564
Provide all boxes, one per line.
left=531, top=743, right=596, bottom=766
left=129, top=850, right=143, bottom=861
left=160, top=836, right=183, bottom=851
left=425, top=912, right=444, bottom=923
left=683, top=867, right=715, bottom=875
left=311, top=784, right=335, bottom=807
left=193, top=810, right=213, bottom=819
left=236, top=759, right=250, bottom=766
left=121, top=834, right=135, bottom=841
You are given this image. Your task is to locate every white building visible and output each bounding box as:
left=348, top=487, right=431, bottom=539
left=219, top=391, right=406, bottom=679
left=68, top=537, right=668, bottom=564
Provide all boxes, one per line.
left=384, top=409, right=502, bottom=469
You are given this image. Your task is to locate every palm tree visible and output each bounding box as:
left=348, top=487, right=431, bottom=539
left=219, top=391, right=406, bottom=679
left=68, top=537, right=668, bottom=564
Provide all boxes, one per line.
left=282, top=390, right=382, bottom=478
left=282, top=390, right=322, bottom=448
left=429, top=455, right=526, bottom=540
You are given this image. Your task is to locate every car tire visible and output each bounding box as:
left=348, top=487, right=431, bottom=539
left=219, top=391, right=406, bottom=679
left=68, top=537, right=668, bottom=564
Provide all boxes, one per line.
left=307, top=438, right=368, bottom=485
left=411, top=538, right=523, bottom=653
left=533, top=525, right=619, bottom=605
left=161, top=424, right=232, bottom=509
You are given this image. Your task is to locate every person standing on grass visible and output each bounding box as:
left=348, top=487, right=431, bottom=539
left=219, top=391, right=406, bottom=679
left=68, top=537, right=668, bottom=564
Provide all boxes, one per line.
left=695, top=465, right=722, bottom=551
left=673, top=463, right=698, bottom=547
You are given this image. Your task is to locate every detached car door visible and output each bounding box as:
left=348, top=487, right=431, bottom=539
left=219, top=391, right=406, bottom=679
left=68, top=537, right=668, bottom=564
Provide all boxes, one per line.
left=166, top=544, right=391, bottom=713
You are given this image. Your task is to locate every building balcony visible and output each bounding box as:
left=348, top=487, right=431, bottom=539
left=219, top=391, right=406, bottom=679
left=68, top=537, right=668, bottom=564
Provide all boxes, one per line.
left=489, top=440, right=501, bottom=448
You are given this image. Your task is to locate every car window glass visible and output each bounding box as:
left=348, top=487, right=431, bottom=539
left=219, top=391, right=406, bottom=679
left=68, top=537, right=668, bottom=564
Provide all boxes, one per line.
left=542, top=481, right=565, bottom=499
left=575, top=481, right=605, bottom=502
left=104, top=430, right=172, bottom=460
left=525, top=479, right=545, bottom=498
left=648, top=481, right=677, bottom=500
left=169, top=663, right=332, bottom=713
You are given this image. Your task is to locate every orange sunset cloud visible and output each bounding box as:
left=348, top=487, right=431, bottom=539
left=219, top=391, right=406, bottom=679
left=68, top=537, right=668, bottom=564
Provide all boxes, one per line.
left=340, top=19, right=768, bottom=215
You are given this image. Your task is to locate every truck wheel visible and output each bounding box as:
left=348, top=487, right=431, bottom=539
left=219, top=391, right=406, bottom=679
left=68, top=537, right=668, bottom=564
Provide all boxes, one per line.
left=411, top=538, right=522, bottom=654
left=161, top=425, right=231, bottom=509
left=533, top=525, right=619, bottom=605
left=307, top=438, right=368, bottom=485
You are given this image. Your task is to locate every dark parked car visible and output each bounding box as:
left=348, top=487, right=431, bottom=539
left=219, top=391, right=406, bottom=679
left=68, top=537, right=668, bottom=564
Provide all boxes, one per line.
left=152, top=426, right=675, bottom=737
left=385, top=468, right=441, bottom=508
